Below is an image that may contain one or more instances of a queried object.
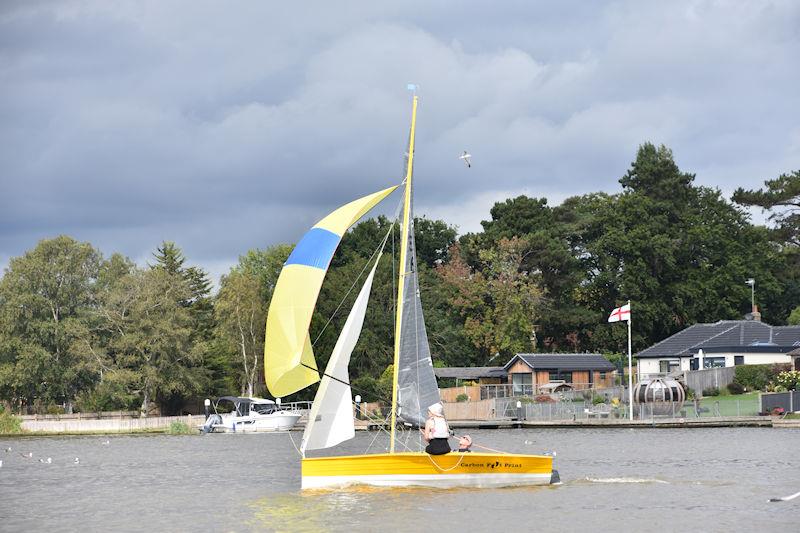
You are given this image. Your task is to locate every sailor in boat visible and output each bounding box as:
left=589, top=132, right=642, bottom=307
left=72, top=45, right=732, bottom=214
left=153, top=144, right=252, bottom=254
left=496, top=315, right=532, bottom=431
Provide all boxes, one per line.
left=457, top=434, right=473, bottom=453
left=422, top=403, right=451, bottom=455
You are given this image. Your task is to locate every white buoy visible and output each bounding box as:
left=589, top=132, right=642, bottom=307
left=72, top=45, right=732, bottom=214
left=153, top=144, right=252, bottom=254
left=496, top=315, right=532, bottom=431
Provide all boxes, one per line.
left=74, top=457, right=80, bottom=464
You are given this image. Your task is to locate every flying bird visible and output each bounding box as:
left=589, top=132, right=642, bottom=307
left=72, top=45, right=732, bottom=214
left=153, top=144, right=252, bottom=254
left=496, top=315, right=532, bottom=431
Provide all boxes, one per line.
left=459, top=151, right=472, bottom=168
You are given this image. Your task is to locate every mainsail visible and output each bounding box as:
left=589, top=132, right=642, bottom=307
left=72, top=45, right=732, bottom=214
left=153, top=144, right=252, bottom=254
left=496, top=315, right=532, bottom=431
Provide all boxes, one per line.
left=264, top=185, right=397, bottom=398
left=395, top=195, right=441, bottom=426
left=301, top=253, right=382, bottom=453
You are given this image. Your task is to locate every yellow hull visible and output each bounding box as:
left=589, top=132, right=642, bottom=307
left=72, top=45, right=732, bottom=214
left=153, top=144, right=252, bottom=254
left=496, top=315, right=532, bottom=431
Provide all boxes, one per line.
left=301, top=452, right=554, bottom=489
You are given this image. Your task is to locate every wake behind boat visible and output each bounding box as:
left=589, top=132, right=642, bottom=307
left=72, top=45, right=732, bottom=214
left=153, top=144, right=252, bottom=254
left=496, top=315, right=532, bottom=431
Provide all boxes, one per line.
left=264, top=91, right=556, bottom=489
left=199, top=396, right=301, bottom=433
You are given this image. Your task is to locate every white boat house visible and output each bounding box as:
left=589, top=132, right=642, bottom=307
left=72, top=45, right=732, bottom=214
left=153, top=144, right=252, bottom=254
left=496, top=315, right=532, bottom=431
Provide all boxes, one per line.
left=635, top=318, right=800, bottom=376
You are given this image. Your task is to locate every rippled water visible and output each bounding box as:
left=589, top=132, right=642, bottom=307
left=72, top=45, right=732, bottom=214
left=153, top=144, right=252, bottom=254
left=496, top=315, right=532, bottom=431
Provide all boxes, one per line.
left=1, top=427, right=798, bottom=532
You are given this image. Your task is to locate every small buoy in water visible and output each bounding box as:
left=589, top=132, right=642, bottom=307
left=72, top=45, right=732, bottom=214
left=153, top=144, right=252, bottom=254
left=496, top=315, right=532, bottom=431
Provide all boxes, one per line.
left=74, top=457, right=80, bottom=464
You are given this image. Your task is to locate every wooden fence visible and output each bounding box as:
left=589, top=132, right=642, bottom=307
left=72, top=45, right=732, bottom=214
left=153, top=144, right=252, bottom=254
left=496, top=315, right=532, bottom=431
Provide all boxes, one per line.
left=21, top=414, right=207, bottom=433
left=682, top=366, right=736, bottom=394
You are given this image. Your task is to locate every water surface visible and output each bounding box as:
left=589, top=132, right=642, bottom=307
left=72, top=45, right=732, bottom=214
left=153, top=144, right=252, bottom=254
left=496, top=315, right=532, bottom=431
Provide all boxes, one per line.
left=1, top=427, right=797, bottom=532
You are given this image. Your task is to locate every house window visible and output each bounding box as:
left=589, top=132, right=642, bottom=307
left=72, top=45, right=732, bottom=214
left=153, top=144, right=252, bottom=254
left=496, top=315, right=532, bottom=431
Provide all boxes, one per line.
left=690, top=358, right=699, bottom=371
left=599, top=372, right=607, bottom=380
left=548, top=371, right=572, bottom=383
left=704, top=357, right=726, bottom=368
left=659, top=360, right=680, bottom=373
left=734, top=356, right=744, bottom=366
left=511, top=373, right=532, bottom=395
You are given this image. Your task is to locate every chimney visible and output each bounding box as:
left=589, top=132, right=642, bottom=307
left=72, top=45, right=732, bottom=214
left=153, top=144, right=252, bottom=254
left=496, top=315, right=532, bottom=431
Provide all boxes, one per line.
left=745, top=305, right=761, bottom=322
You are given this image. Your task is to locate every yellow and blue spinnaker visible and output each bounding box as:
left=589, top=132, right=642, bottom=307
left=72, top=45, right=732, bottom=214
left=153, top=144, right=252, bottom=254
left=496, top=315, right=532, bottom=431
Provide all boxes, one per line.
left=264, top=185, right=398, bottom=397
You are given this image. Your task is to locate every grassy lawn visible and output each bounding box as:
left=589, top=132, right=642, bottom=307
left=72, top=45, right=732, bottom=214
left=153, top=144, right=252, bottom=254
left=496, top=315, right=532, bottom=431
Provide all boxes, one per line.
left=694, top=392, right=761, bottom=416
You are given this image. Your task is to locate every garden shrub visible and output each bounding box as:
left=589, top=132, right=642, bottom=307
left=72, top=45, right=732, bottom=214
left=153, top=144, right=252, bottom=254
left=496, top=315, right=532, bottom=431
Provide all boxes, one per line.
left=727, top=381, right=745, bottom=395
left=734, top=364, right=790, bottom=391
left=702, top=387, right=720, bottom=397
left=455, top=393, right=469, bottom=403
left=168, top=421, right=192, bottom=435
left=0, top=407, right=23, bottom=434
left=592, top=396, right=606, bottom=405
left=774, top=370, right=800, bottom=391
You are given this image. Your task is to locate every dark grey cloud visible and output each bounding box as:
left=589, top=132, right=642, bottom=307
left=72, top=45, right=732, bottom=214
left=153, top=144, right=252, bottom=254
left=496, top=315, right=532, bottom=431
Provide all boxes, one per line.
left=2, top=0, right=799, bottom=285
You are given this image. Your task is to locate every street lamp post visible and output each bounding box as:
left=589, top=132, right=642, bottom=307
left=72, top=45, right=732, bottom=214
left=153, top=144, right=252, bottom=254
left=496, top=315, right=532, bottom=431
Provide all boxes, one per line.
left=746, top=278, right=755, bottom=312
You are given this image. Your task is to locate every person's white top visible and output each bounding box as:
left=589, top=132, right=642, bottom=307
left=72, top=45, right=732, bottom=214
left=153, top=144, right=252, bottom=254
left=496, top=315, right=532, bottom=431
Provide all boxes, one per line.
left=432, top=416, right=449, bottom=438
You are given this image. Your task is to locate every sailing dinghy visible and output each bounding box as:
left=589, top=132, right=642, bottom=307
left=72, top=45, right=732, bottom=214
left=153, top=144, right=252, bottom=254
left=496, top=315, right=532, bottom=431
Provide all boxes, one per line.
left=264, top=94, right=555, bottom=489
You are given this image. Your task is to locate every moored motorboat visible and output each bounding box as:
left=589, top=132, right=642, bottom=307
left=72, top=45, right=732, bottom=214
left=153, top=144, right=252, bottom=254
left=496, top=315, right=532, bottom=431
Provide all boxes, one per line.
left=199, top=396, right=301, bottom=433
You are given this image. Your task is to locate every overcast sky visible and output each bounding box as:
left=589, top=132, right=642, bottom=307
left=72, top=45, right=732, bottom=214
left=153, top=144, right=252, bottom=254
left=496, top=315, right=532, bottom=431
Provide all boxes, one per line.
left=2, top=0, right=799, bottom=285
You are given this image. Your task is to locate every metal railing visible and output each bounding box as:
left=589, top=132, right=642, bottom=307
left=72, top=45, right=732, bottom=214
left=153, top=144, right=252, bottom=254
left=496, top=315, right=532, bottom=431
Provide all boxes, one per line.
left=490, top=396, right=761, bottom=422
left=478, top=383, right=620, bottom=400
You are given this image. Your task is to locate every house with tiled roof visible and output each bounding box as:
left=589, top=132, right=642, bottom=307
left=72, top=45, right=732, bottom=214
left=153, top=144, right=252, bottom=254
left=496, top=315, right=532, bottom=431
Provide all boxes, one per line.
left=434, top=353, right=618, bottom=399
left=635, top=318, right=800, bottom=376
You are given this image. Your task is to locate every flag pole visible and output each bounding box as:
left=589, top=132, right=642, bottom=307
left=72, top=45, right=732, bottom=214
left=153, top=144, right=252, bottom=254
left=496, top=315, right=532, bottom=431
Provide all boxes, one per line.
left=627, top=299, right=633, bottom=421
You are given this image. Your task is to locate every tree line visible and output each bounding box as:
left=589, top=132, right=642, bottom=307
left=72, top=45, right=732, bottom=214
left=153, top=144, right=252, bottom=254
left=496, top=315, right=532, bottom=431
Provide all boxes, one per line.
left=1, top=143, right=798, bottom=414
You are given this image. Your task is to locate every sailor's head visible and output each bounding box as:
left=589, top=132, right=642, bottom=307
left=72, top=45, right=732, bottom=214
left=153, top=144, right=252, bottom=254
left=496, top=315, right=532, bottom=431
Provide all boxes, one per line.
left=428, top=403, right=444, bottom=417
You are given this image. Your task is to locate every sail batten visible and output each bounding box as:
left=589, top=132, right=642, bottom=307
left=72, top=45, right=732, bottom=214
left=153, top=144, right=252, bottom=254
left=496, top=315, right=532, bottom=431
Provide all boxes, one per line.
left=264, top=185, right=397, bottom=398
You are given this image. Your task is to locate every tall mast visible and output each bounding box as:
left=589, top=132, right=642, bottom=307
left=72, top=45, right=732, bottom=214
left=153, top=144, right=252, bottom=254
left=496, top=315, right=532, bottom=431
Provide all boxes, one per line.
left=390, top=94, right=418, bottom=452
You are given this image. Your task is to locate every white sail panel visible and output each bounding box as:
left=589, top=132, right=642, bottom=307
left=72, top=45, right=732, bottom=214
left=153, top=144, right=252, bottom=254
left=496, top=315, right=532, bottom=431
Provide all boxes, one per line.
left=301, top=258, right=381, bottom=453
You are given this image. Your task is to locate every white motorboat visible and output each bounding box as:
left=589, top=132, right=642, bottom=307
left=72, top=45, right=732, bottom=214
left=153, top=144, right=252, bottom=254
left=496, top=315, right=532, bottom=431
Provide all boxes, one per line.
left=199, top=396, right=301, bottom=433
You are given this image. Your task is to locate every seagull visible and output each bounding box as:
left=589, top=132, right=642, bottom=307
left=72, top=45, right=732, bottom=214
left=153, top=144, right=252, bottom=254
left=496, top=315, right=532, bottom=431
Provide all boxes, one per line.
left=459, top=151, right=472, bottom=168
left=0, top=459, right=3, bottom=468
left=74, top=457, right=80, bottom=464
left=101, top=439, right=110, bottom=445
left=4, top=447, right=11, bottom=453
left=39, top=457, right=52, bottom=464
left=20, top=452, right=32, bottom=458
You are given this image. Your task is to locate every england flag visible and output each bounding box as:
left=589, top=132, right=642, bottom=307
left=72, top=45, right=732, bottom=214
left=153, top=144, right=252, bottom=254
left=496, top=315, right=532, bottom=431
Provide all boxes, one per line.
left=608, top=303, right=631, bottom=323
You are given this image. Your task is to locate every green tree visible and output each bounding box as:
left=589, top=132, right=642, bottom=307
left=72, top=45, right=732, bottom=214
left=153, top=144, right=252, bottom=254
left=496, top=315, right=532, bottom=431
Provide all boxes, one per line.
left=99, top=267, right=204, bottom=415
left=0, top=236, right=101, bottom=413
left=438, top=238, right=545, bottom=361
left=215, top=270, right=266, bottom=396
left=733, top=170, right=800, bottom=246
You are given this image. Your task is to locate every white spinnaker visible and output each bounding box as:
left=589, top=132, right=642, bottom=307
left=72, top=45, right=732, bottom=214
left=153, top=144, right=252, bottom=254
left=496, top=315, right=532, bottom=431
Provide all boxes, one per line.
left=301, top=257, right=381, bottom=454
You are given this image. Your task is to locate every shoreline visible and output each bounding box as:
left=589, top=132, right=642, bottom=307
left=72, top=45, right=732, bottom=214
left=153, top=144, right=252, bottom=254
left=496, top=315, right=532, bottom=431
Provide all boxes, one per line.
left=4, top=415, right=797, bottom=437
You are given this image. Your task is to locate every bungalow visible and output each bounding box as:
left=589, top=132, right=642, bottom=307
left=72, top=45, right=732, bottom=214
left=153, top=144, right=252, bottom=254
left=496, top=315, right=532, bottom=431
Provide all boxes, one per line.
left=503, top=353, right=616, bottom=393
left=433, top=354, right=617, bottom=400
left=635, top=319, right=800, bottom=376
